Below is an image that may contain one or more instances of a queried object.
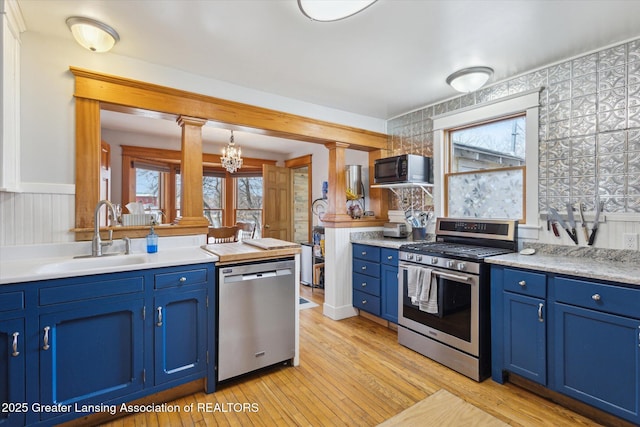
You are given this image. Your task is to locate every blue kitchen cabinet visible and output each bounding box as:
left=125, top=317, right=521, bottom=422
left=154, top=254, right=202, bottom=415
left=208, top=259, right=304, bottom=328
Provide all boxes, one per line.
left=380, top=248, right=399, bottom=323
left=0, top=261, right=215, bottom=427
left=352, top=244, right=382, bottom=317
left=0, top=317, right=25, bottom=427
left=39, top=297, right=145, bottom=421
left=552, top=276, right=640, bottom=424
left=352, top=244, right=399, bottom=323
left=492, top=264, right=640, bottom=425
left=153, top=265, right=212, bottom=387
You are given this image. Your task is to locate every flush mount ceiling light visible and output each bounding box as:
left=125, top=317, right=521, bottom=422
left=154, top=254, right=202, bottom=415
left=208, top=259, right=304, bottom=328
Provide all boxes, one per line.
left=298, top=0, right=377, bottom=22
left=446, top=66, right=494, bottom=93
left=66, top=16, right=120, bottom=52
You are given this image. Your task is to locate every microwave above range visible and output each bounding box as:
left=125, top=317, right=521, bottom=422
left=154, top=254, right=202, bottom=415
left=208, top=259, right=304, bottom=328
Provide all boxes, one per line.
left=374, top=154, right=433, bottom=184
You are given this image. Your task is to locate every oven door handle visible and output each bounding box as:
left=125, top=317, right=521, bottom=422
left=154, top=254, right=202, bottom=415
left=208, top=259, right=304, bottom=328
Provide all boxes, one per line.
left=432, top=271, right=472, bottom=282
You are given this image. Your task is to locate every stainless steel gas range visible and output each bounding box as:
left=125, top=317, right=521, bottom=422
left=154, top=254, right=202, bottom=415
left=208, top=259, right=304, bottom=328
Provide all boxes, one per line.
left=398, top=217, right=518, bottom=381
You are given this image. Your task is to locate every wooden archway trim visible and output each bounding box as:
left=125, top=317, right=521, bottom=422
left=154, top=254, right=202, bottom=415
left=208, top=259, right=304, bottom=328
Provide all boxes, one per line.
left=71, top=67, right=388, bottom=238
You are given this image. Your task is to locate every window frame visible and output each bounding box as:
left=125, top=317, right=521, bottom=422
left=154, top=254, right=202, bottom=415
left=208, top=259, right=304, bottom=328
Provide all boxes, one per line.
left=433, top=89, right=540, bottom=238
left=233, top=172, right=264, bottom=236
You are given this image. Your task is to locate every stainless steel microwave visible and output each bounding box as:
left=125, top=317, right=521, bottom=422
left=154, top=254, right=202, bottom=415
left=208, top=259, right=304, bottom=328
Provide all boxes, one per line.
left=374, top=154, right=433, bottom=184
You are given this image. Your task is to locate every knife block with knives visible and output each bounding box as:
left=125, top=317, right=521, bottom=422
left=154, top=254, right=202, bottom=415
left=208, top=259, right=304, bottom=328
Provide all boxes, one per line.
left=546, top=201, right=604, bottom=246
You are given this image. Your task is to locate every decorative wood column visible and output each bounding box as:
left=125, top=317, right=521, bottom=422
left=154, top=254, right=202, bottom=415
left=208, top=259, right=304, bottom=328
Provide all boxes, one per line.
left=176, top=116, right=209, bottom=226
left=367, top=149, right=389, bottom=220
left=322, top=142, right=352, bottom=224
left=74, top=97, right=101, bottom=229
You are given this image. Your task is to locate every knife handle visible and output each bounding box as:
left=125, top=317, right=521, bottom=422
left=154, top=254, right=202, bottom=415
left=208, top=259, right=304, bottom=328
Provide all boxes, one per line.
left=551, top=222, right=560, bottom=237
left=582, top=227, right=589, bottom=242
left=588, top=226, right=598, bottom=246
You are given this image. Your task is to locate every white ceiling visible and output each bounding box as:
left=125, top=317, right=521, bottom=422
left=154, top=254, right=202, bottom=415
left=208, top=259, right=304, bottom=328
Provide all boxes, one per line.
left=17, top=0, right=640, bottom=151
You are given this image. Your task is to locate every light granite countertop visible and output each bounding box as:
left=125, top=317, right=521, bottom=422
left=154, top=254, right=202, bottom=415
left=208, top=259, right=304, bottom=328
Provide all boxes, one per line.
left=487, top=243, right=640, bottom=286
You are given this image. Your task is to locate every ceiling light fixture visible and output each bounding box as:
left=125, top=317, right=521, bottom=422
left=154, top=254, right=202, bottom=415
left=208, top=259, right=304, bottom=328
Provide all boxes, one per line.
left=66, top=16, right=120, bottom=52
left=221, top=130, right=243, bottom=173
left=298, top=0, right=377, bottom=22
left=446, top=66, right=494, bottom=93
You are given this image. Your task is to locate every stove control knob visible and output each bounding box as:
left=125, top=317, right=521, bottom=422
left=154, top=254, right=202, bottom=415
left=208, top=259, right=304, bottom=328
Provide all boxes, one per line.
left=407, top=254, right=414, bottom=260
left=416, top=255, right=423, bottom=262
left=446, top=260, right=455, bottom=268
left=430, top=257, right=439, bottom=265
left=457, top=263, right=466, bottom=271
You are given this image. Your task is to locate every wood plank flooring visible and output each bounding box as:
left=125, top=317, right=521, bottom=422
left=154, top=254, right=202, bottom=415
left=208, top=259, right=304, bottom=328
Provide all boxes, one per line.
left=99, top=285, right=613, bottom=427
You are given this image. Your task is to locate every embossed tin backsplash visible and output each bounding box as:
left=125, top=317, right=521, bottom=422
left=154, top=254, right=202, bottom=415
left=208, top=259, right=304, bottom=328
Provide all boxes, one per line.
left=388, top=38, right=640, bottom=215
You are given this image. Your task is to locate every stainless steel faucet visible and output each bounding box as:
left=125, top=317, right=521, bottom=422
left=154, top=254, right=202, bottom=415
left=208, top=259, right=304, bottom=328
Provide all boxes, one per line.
left=92, top=200, right=117, bottom=257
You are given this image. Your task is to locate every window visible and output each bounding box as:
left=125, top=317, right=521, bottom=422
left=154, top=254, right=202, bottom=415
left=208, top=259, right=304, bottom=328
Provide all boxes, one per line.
left=433, top=90, right=540, bottom=231
left=235, top=175, right=263, bottom=238
left=132, top=161, right=171, bottom=221
left=203, top=173, right=224, bottom=226
left=450, top=115, right=526, bottom=173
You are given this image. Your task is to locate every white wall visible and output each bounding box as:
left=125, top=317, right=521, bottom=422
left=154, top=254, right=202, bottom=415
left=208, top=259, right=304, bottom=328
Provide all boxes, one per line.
left=0, top=30, right=385, bottom=246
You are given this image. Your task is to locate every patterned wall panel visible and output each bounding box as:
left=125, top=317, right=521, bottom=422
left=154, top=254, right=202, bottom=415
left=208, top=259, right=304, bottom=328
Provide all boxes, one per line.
left=388, top=38, right=640, bottom=216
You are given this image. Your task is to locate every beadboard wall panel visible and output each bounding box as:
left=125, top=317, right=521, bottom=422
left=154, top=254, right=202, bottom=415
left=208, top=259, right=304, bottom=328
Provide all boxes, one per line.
left=0, top=192, right=74, bottom=246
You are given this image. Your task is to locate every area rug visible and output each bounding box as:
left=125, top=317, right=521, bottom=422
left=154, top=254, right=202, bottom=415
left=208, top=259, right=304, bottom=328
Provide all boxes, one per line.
left=299, top=297, right=319, bottom=310
left=378, top=389, right=508, bottom=427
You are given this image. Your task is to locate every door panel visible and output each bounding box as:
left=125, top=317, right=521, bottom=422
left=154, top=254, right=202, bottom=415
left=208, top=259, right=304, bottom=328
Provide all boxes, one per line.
left=39, top=299, right=144, bottom=420
left=0, top=318, right=25, bottom=427
left=262, top=165, right=291, bottom=240
left=154, top=289, right=207, bottom=385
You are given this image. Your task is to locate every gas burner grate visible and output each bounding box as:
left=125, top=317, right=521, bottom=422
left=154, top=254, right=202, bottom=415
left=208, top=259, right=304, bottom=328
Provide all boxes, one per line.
left=400, top=242, right=513, bottom=260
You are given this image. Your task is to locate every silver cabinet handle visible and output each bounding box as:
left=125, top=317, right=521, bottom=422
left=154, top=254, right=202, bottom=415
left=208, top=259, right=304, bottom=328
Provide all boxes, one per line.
left=179, top=276, right=187, bottom=283
left=592, top=294, right=601, bottom=301
left=537, top=303, right=544, bottom=323
left=361, top=282, right=367, bottom=287
left=157, top=307, right=163, bottom=326
left=362, top=299, right=367, bottom=305
left=43, top=326, right=51, bottom=350
left=519, top=280, right=526, bottom=287
left=361, top=251, right=367, bottom=256
left=361, top=266, right=367, bottom=270
left=12, top=332, right=19, bottom=357
left=387, top=255, right=393, bottom=260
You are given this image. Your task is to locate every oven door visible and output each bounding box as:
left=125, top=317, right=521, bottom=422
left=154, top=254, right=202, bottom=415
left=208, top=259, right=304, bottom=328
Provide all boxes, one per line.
left=398, top=261, right=479, bottom=356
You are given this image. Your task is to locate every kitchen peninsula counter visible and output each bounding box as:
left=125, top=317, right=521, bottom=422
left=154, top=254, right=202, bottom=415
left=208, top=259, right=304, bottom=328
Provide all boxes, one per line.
left=202, top=239, right=301, bottom=265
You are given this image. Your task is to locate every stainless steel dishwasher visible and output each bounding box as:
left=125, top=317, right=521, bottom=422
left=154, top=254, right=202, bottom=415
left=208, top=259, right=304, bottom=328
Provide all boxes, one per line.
left=217, top=258, right=296, bottom=382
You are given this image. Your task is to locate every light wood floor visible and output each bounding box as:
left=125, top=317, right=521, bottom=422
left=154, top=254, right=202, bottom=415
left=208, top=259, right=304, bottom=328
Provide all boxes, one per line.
left=99, top=285, right=614, bottom=427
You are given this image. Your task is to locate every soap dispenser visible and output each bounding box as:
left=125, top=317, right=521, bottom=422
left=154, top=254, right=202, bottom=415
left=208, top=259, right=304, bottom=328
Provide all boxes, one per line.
left=146, top=222, right=158, bottom=253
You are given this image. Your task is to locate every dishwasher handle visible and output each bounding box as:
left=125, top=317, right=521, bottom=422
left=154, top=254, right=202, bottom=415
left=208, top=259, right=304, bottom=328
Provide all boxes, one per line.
left=241, top=271, right=277, bottom=281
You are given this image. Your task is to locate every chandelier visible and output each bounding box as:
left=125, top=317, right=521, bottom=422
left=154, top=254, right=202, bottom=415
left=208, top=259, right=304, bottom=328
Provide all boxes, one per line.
left=221, top=130, right=243, bottom=173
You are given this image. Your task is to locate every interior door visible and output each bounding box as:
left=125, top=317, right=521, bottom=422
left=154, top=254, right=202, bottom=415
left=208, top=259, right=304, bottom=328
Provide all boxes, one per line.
left=262, top=164, right=291, bottom=240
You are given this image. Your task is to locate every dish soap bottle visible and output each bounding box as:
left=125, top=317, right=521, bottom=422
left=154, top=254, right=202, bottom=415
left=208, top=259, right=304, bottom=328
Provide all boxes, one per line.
left=146, top=222, right=158, bottom=253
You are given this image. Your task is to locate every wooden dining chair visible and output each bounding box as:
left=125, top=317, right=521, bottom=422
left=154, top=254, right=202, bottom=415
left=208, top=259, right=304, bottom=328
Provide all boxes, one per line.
left=235, top=221, right=256, bottom=241
left=208, top=226, right=239, bottom=243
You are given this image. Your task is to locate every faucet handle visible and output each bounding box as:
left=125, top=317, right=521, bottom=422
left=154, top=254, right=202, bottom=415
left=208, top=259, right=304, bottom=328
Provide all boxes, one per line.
left=123, top=237, right=132, bottom=255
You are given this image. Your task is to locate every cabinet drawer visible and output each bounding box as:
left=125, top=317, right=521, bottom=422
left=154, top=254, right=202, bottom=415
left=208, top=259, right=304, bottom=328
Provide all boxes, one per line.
left=353, top=289, right=381, bottom=316
left=39, top=276, right=144, bottom=306
left=0, top=291, right=24, bottom=312
left=155, top=268, right=208, bottom=289
left=352, top=259, right=380, bottom=277
left=381, top=248, right=398, bottom=266
left=352, top=272, right=381, bottom=296
left=352, top=244, right=380, bottom=262
left=503, top=268, right=546, bottom=298
left=554, top=276, right=640, bottom=319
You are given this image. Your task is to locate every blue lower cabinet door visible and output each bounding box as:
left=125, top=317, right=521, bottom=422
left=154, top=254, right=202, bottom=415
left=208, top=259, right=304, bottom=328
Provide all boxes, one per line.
left=154, top=288, right=207, bottom=385
left=554, top=303, right=640, bottom=424
left=503, top=292, right=546, bottom=385
left=0, top=318, right=25, bottom=427
left=39, top=299, right=145, bottom=421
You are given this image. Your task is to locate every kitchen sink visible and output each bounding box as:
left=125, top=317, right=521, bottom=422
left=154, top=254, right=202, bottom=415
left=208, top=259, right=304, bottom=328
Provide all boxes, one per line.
left=36, top=254, right=149, bottom=274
